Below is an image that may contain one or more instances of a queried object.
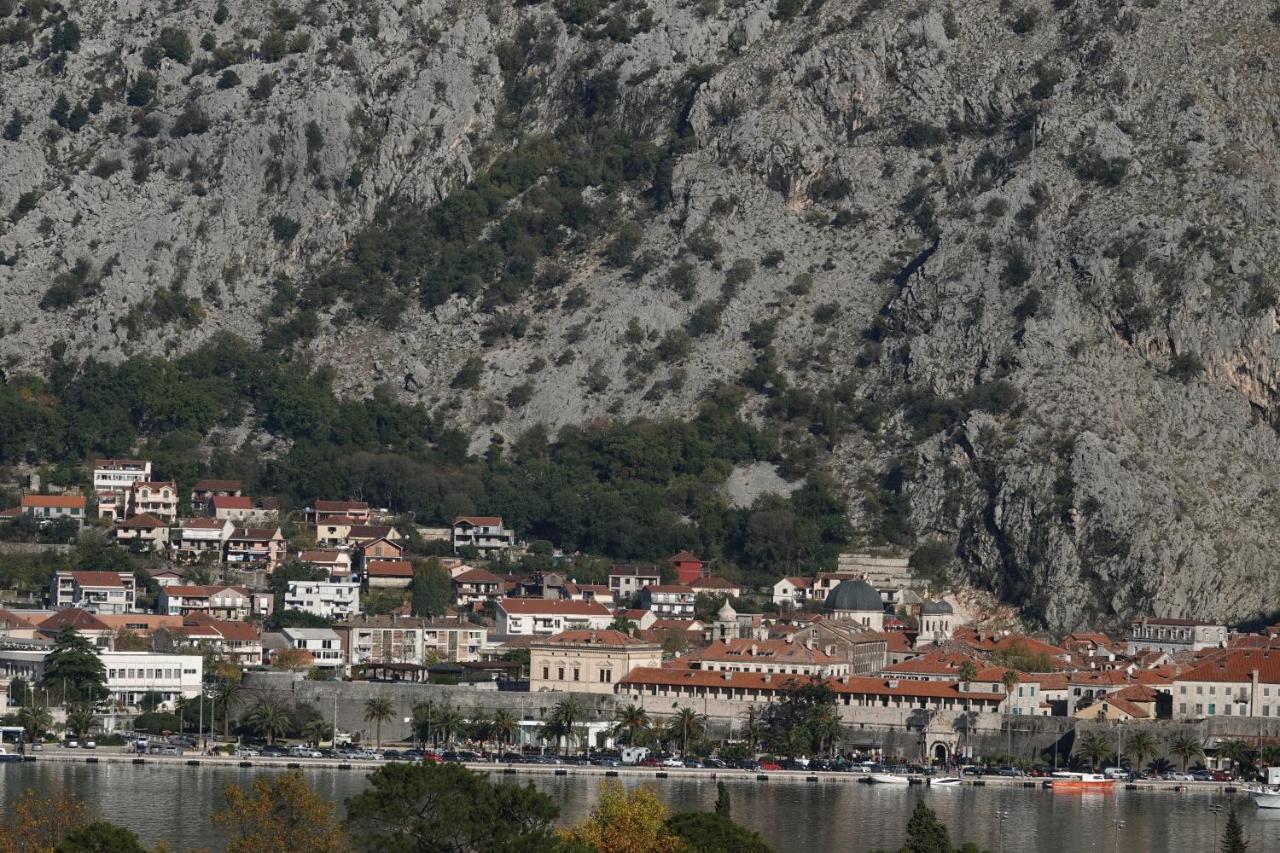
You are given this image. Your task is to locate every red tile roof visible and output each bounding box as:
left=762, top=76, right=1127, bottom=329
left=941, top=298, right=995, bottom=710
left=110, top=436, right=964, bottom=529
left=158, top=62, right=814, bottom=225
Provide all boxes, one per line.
left=230, top=527, right=281, bottom=540
left=689, top=576, right=738, bottom=590
left=40, top=609, right=111, bottom=632
left=688, top=638, right=845, bottom=665
left=669, top=551, right=701, bottom=562
left=619, top=667, right=1004, bottom=700
left=70, top=571, right=127, bottom=587
left=645, top=584, right=694, bottom=594
left=164, top=585, right=245, bottom=598
left=299, top=550, right=349, bottom=563
left=1178, top=650, right=1280, bottom=684
left=609, top=565, right=660, bottom=578
left=534, top=629, right=654, bottom=647
left=21, top=494, right=85, bottom=509
left=120, top=513, right=168, bottom=529
left=367, top=560, right=414, bottom=578
left=453, top=515, right=503, bottom=526
left=497, top=598, right=611, bottom=616
left=193, top=480, right=242, bottom=492
left=316, top=500, right=370, bottom=512
left=453, top=568, right=505, bottom=584
left=212, top=495, right=253, bottom=509
left=176, top=518, right=229, bottom=530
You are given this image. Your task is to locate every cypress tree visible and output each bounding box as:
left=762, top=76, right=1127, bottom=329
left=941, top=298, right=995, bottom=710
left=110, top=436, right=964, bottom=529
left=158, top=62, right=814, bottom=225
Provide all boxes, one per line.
left=714, top=781, right=730, bottom=818
left=1222, top=803, right=1248, bottom=853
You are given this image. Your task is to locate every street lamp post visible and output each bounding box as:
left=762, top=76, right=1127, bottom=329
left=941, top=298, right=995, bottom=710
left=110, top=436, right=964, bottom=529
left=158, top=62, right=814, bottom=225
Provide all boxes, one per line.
left=1111, top=819, right=1125, bottom=853
left=1209, top=803, right=1224, bottom=850
left=995, top=810, right=1010, bottom=853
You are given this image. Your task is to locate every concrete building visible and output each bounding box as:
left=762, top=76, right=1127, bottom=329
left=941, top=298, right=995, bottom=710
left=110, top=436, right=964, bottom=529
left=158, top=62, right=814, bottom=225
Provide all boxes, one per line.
left=365, top=560, right=414, bottom=589
left=451, top=516, right=515, bottom=555
left=190, top=479, right=243, bottom=513
left=495, top=599, right=613, bottom=636
left=771, top=576, right=812, bottom=607
left=158, top=585, right=252, bottom=620
left=169, top=518, right=234, bottom=561
left=298, top=549, right=353, bottom=579
left=609, top=565, right=660, bottom=598
left=156, top=615, right=263, bottom=666
left=281, top=627, right=344, bottom=669
left=92, top=459, right=152, bottom=493
left=224, top=527, right=286, bottom=572
left=668, top=551, right=706, bottom=585
left=640, top=585, right=696, bottom=618
left=130, top=481, right=179, bottom=522
left=1173, top=650, right=1280, bottom=720
left=114, top=513, right=170, bottom=552
left=684, top=637, right=852, bottom=678
left=335, top=616, right=488, bottom=666
left=284, top=580, right=361, bottom=620
left=453, top=567, right=506, bottom=606
left=530, top=630, right=662, bottom=694
left=50, top=571, right=136, bottom=614
left=788, top=621, right=889, bottom=676
left=310, top=500, right=372, bottom=524
left=1127, top=617, right=1228, bottom=655
left=0, top=644, right=201, bottom=710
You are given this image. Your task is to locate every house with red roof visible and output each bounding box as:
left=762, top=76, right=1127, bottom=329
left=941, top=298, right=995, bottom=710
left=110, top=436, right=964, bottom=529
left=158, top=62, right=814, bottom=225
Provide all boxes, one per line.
left=451, top=516, right=515, bottom=555
left=310, top=500, right=372, bottom=525
left=772, top=576, right=813, bottom=607
left=452, top=567, right=506, bottom=606
left=224, top=527, right=286, bottom=571
left=129, top=481, right=178, bottom=522
left=669, top=551, right=706, bottom=585
left=366, top=560, right=414, bottom=589
left=298, top=549, right=353, bottom=579
left=20, top=493, right=87, bottom=528
left=158, top=585, right=252, bottom=620
left=50, top=570, right=137, bottom=614
left=1172, top=649, right=1280, bottom=720
left=495, top=598, right=613, bottom=636
left=190, top=479, right=243, bottom=513
left=640, top=584, right=696, bottom=618
left=157, top=614, right=263, bottom=666
left=114, top=513, right=171, bottom=552
left=169, top=518, right=235, bottom=561
left=688, top=576, right=741, bottom=599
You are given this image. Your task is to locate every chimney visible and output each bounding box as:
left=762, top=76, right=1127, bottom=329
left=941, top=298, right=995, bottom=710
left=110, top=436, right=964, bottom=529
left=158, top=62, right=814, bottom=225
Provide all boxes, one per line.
left=887, top=679, right=899, bottom=689
left=805, top=636, right=815, bottom=651
left=723, top=671, right=733, bottom=681
left=763, top=674, right=771, bottom=683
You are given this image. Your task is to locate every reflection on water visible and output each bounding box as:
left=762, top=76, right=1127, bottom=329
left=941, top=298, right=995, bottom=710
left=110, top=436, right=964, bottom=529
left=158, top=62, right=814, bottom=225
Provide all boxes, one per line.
left=1, top=763, right=1272, bottom=852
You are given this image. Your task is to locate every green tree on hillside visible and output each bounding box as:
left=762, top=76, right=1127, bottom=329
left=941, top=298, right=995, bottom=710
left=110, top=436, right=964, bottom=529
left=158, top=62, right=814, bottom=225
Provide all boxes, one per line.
left=410, top=558, right=451, bottom=617
left=42, top=627, right=107, bottom=703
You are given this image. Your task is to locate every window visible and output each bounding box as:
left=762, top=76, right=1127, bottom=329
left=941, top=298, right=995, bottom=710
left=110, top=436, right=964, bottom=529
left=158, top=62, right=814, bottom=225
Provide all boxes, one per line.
left=573, top=669, right=580, bottom=681
left=1179, top=703, right=1186, bottom=715
left=1208, top=704, right=1216, bottom=716
left=542, top=667, right=549, bottom=680
left=558, top=667, right=564, bottom=680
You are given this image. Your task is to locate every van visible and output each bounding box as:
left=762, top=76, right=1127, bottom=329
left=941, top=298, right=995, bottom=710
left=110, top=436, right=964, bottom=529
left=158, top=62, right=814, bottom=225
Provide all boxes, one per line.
left=1102, top=767, right=1130, bottom=781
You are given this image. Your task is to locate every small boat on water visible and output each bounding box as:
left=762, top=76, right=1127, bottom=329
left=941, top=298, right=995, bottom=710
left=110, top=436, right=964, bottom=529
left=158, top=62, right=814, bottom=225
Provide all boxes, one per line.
left=0, top=746, right=21, bottom=763
left=1250, top=787, right=1280, bottom=809
left=1050, top=772, right=1115, bottom=792
left=931, top=777, right=963, bottom=786
left=867, top=773, right=910, bottom=785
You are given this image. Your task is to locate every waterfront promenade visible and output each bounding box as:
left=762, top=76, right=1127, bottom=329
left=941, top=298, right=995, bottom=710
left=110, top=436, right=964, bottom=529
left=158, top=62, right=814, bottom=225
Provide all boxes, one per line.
left=15, top=749, right=1243, bottom=793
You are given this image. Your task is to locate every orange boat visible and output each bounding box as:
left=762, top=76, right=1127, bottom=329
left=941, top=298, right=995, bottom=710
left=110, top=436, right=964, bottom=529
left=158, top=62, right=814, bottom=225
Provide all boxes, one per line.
left=1050, top=772, right=1117, bottom=792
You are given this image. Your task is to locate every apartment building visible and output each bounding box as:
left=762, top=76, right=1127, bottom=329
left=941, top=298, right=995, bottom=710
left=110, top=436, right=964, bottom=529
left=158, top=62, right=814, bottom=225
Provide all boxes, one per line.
left=284, top=580, right=361, bottom=620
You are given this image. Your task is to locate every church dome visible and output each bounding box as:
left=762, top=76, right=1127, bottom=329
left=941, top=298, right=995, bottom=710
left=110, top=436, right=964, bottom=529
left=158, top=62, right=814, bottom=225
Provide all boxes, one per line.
left=717, top=600, right=737, bottom=620
left=921, top=600, right=954, bottom=615
left=824, top=579, right=882, bottom=613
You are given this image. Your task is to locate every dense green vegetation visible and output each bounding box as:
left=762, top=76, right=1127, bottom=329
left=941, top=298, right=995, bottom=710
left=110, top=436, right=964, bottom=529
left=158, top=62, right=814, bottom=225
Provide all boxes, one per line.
left=0, top=335, right=851, bottom=585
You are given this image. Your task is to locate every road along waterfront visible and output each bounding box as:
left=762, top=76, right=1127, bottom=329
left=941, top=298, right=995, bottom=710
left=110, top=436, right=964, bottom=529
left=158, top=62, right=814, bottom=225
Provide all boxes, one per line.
left=3, top=754, right=1276, bottom=852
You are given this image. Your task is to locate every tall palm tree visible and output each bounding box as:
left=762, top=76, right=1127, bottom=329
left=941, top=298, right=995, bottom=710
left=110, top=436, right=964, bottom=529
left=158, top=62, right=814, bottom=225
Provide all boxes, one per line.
left=740, top=706, right=763, bottom=751
left=1001, top=670, right=1020, bottom=700
left=1216, top=739, right=1257, bottom=779
left=552, top=697, right=586, bottom=754
left=468, top=710, right=493, bottom=750
left=211, top=678, right=241, bottom=738
left=1076, top=732, right=1114, bottom=770
left=302, top=718, right=330, bottom=748
left=364, top=697, right=395, bottom=750
left=1124, top=730, right=1158, bottom=773
left=1262, top=745, right=1280, bottom=768
left=491, top=709, right=518, bottom=750
left=957, top=660, right=979, bottom=686
left=1169, top=733, right=1205, bottom=772
left=244, top=701, right=290, bottom=745
left=65, top=706, right=94, bottom=740
left=669, top=707, right=705, bottom=756
left=411, top=700, right=436, bottom=747
left=613, top=704, right=650, bottom=746
left=811, top=706, right=843, bottom=756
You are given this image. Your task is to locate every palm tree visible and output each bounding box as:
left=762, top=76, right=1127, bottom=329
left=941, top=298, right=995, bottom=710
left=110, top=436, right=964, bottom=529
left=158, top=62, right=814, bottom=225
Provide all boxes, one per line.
left=435, top=706, right=464, bottom=747
left=211, top=678, right=241, bottom=738
left=1001, top=670, right=1020, bottom=699
left=244, top=701, right=291, bottom=745
left=1263, top=745, right=1280, bottom=768
left=957, top=659, right=979, bottom=687
left=1169, top=733, right=1205, bottom=772
left=1076, top=732, right=1114, bottom=770
left=552, top=697, right=586, bottom=754
left=468, top=710, right=493, bottom=749
left=739, top=706, right=763, bottom=751
left=65, top=706, right=95, bottom=740
left=364, top=697, right=395, bottom=750
left=1124, top=730, right=1158, bottom=773
left=613, top=704, right=650, bottom=746
left=669, top=707, right=705, bottom=756
left=302, top=718, right=330, bottom=748
left=411, top=700, right=436, bottom=747
left=491, top=709, right=518, bottom=750
left=811, top=707, right=843, bottom=756
left=1216, top=739, right=1257, bottom=779
left=17, top=705, right=52, bottom=741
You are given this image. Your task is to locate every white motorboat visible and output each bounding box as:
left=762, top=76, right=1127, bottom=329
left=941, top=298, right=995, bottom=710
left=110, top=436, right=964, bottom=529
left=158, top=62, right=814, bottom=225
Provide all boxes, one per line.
left=0, top=745, right=20, bottom=763
left=1251, top=787, right=1280, bottom=809
left=931, top=777, right=963, bottom=786
left=867, top=773, right=910, bottom=785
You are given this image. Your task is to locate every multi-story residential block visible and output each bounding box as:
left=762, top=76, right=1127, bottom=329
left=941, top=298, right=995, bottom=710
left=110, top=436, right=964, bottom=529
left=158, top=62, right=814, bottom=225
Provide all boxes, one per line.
left=169, top=518, right=235, bottom=561
left=1126, top=617, right=1228, bottom=655
left=156, top=615, right=263, bottom=666
left=298, top=549, right=353, bottom=579
left=20, top=494, right=86, bottom=528
left=608, top=565, right=661, bottom=598
left=281, top=627, right=344, bottom=669
left=224, top=527, right=286, bottom=571
left=451, top=516, right=515, bottom=555
left=158, top=585, right=252, bottom=620
left=94, top=489, right=128, bottom=521
left=50, top=570, right=136, bottom=614
left=92, top=459, right=152, bottom=493
left=530, top=630, right=662, bottom=694
left=334, top=615, right=488, bottom=666
left=190, top=479, right=243, bottom=513
left=284, top=580, right=361, bottom=620
left=495, top=598, right=613, bottom=636
left=640, top=585, right=696, bottom=618
left=130, top=481, right=179, bottom=522
left=114, top=513, right=170, bottom=552
left=0, top=644, right=202, bottom=710
left=1173, top=650, right=1280, bottom=719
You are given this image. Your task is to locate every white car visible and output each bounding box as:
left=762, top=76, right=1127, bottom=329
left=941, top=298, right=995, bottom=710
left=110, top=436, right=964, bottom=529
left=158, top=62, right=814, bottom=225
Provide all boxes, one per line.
left=661, top=757, right=685, bottom=768
left=64, top=740, right=79, bottom=749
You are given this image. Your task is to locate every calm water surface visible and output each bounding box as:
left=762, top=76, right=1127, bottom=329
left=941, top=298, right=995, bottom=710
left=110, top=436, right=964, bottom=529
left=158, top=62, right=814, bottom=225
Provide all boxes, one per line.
left=3, top=762, right=1277, bottom=852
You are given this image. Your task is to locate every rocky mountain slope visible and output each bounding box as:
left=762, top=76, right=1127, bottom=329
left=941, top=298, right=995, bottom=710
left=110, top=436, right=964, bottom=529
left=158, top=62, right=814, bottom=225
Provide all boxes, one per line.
left=0, top=0, right=1277, bottom=630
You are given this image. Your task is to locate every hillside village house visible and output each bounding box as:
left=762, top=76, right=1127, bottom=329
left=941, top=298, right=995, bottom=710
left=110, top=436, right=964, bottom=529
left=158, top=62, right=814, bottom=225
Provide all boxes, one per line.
left=451, top=516, right=515, bottom=555
left=1173, top=650, right=1280, bottom=719
left=310, top=500, right=372, bottom=525
left=169, top=518, right=234, bottom=561
left=190, top=479, right=243, bottom=513
left=285, top=579, right=361, bottom=620
left=224, top=527, right=286, bottom=571
left=771, top=576, right=813, bottom=607
left=155, top=615, right=263, bottom=666
left=1127, top=617, right=1228, bottom=655
left=50, top=570, right=136, bottom=614
left=20, top=494, right=86, bottom=528
left=564, top=582, right=614, bottom=607
left=298, top=549, right=353, bottom=579
left=208, top=496, right=278, bottom=525
left=453, top=567, right=505, bottom=606
left=366, top=560, right=414, bottom=589
left=360, top=536, right=405, bottom=566
left=130, top=481, right=179, bottom=522
left=530, top=630, right=662, bottom=695
left=496, top=599, right=613, bottom=636
left=335, top=615, right=488, bottom=666
left=669, top=551, right=706, bottom=585
left=281, top=627, right=344, bottom=669
left=688, top=576, right=741, bottom=599
left=158, top=585, right=252, bottom=620
left=608, top=565, right=661, bottom=598
left=94, top=489, right=127, bottom=521
left=640, top=585, right=696, bottom=618
left=92, top=459, right=151, bottom=493
left=115, top=513, right=170, bottom=551
left=314, top=516, right=357, bottom=546
left=347, top=525, right=399, bottom=548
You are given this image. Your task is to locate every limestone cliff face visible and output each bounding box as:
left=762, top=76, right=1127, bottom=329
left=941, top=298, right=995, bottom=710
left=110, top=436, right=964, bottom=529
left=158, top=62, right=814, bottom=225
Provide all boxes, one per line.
left=0, top=0, right=1277, bottom=630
